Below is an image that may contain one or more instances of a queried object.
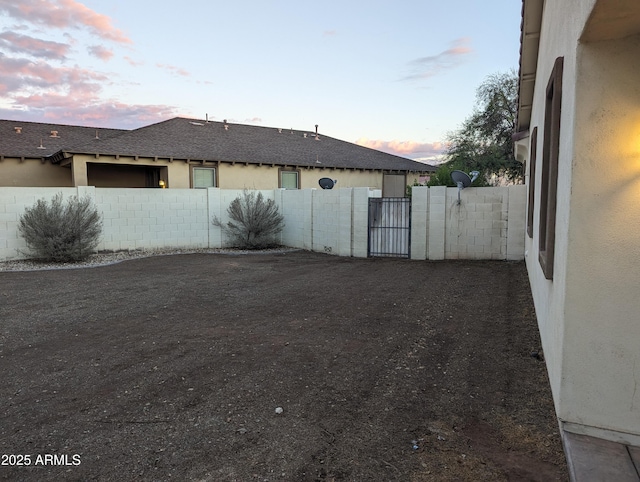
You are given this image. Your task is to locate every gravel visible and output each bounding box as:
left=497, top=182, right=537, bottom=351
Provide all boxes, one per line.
left=0, top=247, right=301, bottom=272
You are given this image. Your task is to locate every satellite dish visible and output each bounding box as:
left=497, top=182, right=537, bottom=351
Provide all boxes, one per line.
left=319, top=178, right=337, bottom=189
left=451, top=170, right=472, bottom=188
left=450, top=170, right=480, bottom=204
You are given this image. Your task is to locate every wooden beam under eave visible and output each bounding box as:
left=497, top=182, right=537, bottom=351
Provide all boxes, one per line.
left=94, top=153, right=100, bottom=159
left=154, top=156, right=158, bottom=162
left=20, top=157, right=25, bottom=163
left=134, top=155, right=139, bottom=161
left=115, top=154, right=120, bottom=160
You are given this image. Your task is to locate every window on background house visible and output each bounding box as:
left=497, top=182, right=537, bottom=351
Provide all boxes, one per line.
left=193, top=167, right=216, bottom=188
left=280, top=169, right=299, bottom=189
left=382, top=173, right=407, bottom=197
left=539, top=57, right=563, bottom=280
left=527, top=127, right=537, bottom=238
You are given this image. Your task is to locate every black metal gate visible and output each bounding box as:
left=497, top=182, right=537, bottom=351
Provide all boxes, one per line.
left=368, top=198, right=411, bottom=258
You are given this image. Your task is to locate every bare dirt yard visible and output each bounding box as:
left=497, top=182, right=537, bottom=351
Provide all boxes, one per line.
left=0, top=251, right=567, bottom=481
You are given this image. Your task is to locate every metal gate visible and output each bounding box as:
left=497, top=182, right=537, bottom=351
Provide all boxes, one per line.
left=368, top=197, right=411, bottom=258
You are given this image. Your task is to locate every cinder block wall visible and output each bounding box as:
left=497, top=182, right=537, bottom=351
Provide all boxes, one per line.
left=0, top=187, right=78, bottom=260
left=410, top=185, right=526, bottom=261
left=310, top=189, right=344, bottom=255
left=277, top=189, right=306, bottom=249
left=96, top=187, right=209, bottom=251
left=0, top=186, right=525, bottom=262
left=445, top=186, right=509, bottom=260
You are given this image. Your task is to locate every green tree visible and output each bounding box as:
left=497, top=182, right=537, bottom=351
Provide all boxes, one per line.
left=427, top=161, right=488, bottom=187
left=433, top=69, right=522, bottom=185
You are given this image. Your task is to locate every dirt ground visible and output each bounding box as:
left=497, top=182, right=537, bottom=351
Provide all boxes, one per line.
left=0, top=251, right=567, bottom=481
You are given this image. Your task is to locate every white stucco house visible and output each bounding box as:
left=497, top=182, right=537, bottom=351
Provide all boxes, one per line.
left=515, top=0, right=640, bottom=476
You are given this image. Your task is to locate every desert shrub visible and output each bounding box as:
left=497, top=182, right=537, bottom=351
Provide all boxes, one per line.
left=212, top=190, right=284, bottom=249
left=18, top=193, right=102, bottom=262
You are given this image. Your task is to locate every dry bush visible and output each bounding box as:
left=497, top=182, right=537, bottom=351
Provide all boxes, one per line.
left=212, top=190, right=284, bottom=249
left=18, top=193, right=102, bottom=262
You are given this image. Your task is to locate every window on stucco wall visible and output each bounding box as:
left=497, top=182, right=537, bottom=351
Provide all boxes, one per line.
left=192, top=167, right=216, bottom=188
left=539, top=57, right=563, bottom=280
left=280, top=169, right=299, bottom=189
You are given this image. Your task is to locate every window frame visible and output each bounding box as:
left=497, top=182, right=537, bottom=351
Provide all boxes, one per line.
left=279, top=168, right=300, bottom=189
left=527, top=127, right=538, bottom=238
left=538, top=57, right=563, bottom=280
left=191, top=166, right=217, bottom=189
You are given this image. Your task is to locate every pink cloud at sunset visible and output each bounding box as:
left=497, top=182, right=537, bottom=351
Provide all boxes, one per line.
left=0, top=0, right=185, bottom=128
left=157, top=63, right=191, bottom=77
left=0, top=54, right=107, bottom=94
left=356, top=138, right=447, bottom=160
left=401, top=37, right=473, bottom=82
left=124, top=56, right=144, bottom=67
left=88, top=45, right=114, bottom=61
left=0, top=32, right=69, bottom=60
left=0, top=0, right=131, bottom=44
left=3, top=87, right=180, bottom=129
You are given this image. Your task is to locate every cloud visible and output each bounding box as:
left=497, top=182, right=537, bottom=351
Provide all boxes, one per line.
left=0, top=31, right=69, bottom=60
left=156, top=63, right=190, bottom=77
left=124, top=56, right=144, bottom=67
left=356, top=137, right=447, bottom=160
left=0, top=51, right=178, bottom=129
left=0, top=0, right=132, bottom=44
left=1, top=97, right=179, bottom=129
left=400, top=38, right=472, bottom=82
left=88, top=44, right=113, bottom=61
left=0, top=52, right=108, bottom=94
left=323, top=30, right=337, bottom=37
left=244, top=117, right=262, bottom=123
left=0, top=1, right=184, bottom=128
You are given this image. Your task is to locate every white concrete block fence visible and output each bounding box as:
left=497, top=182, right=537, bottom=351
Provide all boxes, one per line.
left=0, top=185, right=526, bottom=262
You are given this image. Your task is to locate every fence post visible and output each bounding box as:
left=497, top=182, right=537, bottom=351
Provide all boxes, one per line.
left=303, top=189, right=314, bottom=250
left=208, top=188, right=222, bottom=248
left=273, top=188, right=284, bottom=247
left=410, top=186, right=428, bottom=260
left=428, top=186, right=446, bottom=260
left=351, top=188, right=370, bottom=258
left=507, top=185, right=526, bottom=260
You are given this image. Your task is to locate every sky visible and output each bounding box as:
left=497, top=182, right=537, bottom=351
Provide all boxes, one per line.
left=0, top=0, right=522, bottom=163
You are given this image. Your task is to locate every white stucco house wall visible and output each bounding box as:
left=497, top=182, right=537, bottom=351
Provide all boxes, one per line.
left=515, top=0, right=640, bottom=455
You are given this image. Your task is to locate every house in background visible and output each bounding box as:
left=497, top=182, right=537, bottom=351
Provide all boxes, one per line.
left=515, top=0, right=640, bottom=475
left=0, top=117, right=434, bottom=197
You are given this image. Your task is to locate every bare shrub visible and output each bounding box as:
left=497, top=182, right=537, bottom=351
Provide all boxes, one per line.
left=213, top=190, right=284, bottom=249
left=18, top=193, right=102, bottom=262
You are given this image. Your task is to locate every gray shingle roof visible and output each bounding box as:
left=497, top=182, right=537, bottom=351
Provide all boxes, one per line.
left=0, top=119, right=126, bottom=159
left=1, top=117, right=435, bottom=172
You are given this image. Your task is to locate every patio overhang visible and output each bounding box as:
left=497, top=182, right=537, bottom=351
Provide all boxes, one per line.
left=581, top=0, right=640, bottom=42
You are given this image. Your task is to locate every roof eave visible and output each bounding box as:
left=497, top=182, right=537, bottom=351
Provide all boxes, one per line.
left=516, top=0, right=544, bottom=133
